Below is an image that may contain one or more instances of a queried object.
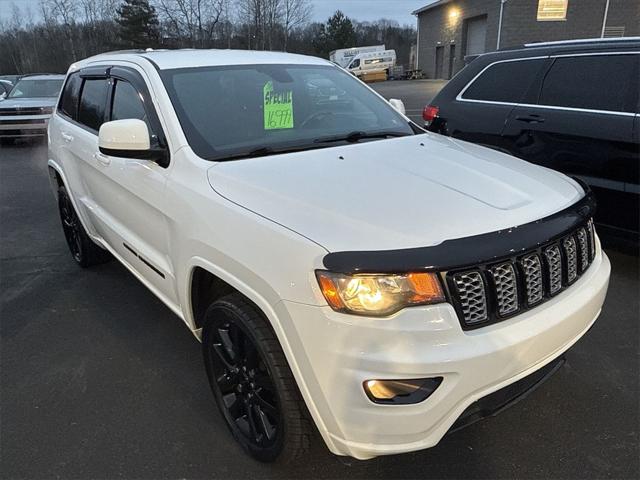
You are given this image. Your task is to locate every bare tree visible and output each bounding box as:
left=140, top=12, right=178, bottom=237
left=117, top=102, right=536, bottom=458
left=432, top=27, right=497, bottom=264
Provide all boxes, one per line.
left=156, top=0, right=228, bottom=48
left=40, top=0, right=79, bottom=60
left=282, top=0, right=310, bottom=51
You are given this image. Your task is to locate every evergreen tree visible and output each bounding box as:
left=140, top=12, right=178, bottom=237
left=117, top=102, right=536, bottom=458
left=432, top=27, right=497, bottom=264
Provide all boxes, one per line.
left=326, top=10, right=356, bottom=49
left=116, top=0, right=160, bottom=48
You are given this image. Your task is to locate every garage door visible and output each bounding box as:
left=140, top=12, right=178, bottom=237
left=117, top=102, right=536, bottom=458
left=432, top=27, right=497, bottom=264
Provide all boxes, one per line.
left=465, top=16, right=487, bottom=56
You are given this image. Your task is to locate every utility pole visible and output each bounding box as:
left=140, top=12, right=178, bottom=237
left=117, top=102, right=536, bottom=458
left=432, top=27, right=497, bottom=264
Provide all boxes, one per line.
left=497, top=0, right=507, bottom=50
left=601, top=0, right=610, bottom=37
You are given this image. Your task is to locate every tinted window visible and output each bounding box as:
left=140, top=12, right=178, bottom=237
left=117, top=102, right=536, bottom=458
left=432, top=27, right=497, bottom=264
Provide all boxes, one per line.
left=78, top=79, right=109, bottom=131
left=160, top=64, right=413, bottom=161
left=540, top=54, right=638, bottom=113
left=111, top=80, right=148, bottom=124
left=59, top=73, right=82, bottom=120
left=462, top=59, right=545, bottom=103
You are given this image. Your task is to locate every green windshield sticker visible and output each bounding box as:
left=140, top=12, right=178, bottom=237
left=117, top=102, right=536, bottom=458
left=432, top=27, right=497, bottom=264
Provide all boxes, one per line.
left=263, top=81, right=294, bottom=130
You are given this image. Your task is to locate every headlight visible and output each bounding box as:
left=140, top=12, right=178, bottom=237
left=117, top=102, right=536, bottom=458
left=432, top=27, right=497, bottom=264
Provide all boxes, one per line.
left=316, top=271, right=445, bottom=316
left=40, top=107, right=53, bottom=114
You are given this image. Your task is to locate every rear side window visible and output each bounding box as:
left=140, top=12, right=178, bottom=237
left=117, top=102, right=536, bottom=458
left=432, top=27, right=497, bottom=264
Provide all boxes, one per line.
left=110, top=80, right=148, bottom=124
left=78, top=78, right=109, bottom=131
left=58, top=73, right=81, bottom=120
left=539, top=54, right=639, bottom=113
left=461, top=59, right=546, bottom=103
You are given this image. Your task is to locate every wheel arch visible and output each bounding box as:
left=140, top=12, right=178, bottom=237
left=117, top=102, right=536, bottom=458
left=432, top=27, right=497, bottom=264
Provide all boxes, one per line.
left=47, top=159, right=102, bottom=243
left=186, top=257, right=336, bottom=453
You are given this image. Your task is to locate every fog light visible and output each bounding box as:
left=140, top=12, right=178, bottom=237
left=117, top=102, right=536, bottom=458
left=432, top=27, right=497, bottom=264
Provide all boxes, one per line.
left=363, top=377, right=443, bottom=405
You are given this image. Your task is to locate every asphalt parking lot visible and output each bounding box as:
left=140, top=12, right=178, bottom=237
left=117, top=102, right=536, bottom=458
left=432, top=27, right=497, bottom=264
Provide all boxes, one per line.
left=1, top=80, right=639, bottom=479
left=371, top=79, right=447, bottom=123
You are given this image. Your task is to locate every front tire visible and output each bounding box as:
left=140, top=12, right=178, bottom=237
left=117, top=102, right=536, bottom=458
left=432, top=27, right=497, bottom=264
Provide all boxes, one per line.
left=57, top=185, right=111, bottom=267
left=202, top=293, right=311, bottom=462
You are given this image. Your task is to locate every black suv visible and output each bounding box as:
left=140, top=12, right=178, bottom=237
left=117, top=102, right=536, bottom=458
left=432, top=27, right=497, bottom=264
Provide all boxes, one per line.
left=424, top=38, right=639, bottom=241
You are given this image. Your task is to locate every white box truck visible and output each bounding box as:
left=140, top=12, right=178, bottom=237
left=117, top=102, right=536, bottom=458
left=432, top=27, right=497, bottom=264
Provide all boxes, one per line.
left=342, top=49, right=397, bottom=78
left=330, top=45, right=386, bottom=68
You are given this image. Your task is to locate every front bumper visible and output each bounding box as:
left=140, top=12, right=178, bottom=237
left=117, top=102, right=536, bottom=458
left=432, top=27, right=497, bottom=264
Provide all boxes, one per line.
left=280, top=248, right=610, bottom=459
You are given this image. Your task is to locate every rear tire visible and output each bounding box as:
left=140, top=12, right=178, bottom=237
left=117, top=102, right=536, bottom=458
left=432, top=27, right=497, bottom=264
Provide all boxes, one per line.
left=202, top=293, right=312, bottom=462
left=57, top=185, right=111, bottom=267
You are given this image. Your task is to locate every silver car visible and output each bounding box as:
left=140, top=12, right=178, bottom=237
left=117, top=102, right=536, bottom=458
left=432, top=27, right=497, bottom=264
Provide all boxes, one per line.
left=0, top=74, right=64, bottom=145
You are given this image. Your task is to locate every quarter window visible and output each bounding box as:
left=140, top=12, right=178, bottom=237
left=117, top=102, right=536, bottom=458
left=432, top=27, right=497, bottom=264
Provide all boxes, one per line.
left=461, top=59, right=545, bottom=103
left=537, top=0, right=568, bottom=21
left=539, top=55, right=639, bottom=113
left=58, top=72, right=82, bottom=120
left=78, top=78, right=109, bottom=131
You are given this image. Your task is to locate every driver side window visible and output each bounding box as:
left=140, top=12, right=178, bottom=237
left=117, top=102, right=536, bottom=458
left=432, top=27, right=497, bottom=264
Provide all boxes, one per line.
left=110, top=79, right=150, bottom=129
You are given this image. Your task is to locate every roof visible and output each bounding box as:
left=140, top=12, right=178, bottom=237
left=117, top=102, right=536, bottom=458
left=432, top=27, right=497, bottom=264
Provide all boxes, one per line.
left=412, top=0, right=451, bottom=16
left=524, top=36, right=640, bottom=47
left=466, top=36, right=640, bottom=65
left=79, top=49, right=331, bottom=71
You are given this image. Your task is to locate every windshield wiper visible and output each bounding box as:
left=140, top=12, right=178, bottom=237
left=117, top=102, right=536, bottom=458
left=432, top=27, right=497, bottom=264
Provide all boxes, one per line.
left=212, top=143, right=329, bottom=162
left=313, top=130, right=412, bottom=144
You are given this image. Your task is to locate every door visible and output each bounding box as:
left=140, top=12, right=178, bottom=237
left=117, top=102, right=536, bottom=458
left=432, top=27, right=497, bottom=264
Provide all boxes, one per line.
left=435, top=46, right=444, bottom=79
left=451, top=57, right=548, bottom=149
left=448, top=44, right=456, bottom=79
left=465, top=16, right=487, bottom=57
left=73, top=66, right=178, bottom=304
left=503, top=53, right=640, bottom=235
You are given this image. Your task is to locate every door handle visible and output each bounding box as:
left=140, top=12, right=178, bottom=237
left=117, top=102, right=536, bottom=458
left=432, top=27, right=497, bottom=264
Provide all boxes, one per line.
left=61, top=131, right=74, bottom=143
left=515, top=115, right=545, bottom=124
left=94, top=152, right=111, bottom=166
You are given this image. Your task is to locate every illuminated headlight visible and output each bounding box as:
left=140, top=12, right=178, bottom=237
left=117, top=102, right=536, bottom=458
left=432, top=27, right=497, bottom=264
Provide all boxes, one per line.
left=316, top=271, right=445, bottom=316
left=40, top=107, right=53, bottom=114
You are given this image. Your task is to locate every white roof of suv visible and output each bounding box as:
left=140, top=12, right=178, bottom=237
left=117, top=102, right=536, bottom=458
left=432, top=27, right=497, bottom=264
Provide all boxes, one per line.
left=80, top=49, right=331, bottom=71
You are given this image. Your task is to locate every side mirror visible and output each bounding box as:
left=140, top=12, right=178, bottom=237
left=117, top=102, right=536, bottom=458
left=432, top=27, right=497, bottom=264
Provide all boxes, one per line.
left=98, top=119, right=167, bottom=165
left=389, top=98, right=406, bottom=115
left=0, top=92, right=6, bottom=101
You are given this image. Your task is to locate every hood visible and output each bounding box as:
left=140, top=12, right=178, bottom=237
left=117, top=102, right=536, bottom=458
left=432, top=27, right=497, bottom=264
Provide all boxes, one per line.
left=0, top=98, right=57, bottom=110
left=207, top=134, right=584, bottom=252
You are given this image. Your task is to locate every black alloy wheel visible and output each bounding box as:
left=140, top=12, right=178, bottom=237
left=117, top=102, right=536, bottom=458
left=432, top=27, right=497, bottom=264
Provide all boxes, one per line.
left=56, top=185, right=111, bottom=267
left=58, top=186, right=84, bottom=263
left=211, top=319, right=280, bottom=448
left=202, top=294, right=311, bottom=462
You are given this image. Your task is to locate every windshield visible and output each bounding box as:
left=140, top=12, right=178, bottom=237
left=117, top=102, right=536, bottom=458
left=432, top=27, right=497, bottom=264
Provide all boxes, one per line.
left=8, top=79, right=63, bottom=99
left=160, top=64, right=414, bottom=161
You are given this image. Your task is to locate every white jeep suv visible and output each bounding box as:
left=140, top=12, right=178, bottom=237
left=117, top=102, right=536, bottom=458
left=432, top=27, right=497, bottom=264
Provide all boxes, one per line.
left=48, top=50, right=610, bottom=462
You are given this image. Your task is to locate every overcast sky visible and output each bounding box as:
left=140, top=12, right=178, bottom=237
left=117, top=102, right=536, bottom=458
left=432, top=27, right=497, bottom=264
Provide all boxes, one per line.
left=0, top=0, right=434, bottom=26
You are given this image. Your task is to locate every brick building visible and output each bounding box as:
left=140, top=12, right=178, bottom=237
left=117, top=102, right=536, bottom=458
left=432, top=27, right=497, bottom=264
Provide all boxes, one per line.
left=413, top=0, right=640, bottom=79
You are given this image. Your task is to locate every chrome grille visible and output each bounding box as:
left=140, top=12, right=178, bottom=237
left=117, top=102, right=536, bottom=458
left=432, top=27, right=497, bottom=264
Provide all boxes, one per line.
left=576, top=228, right=589, bottom=271
left=447, top=220, right=596, bottom=328
left=563, top=236, right=578, bottom=283
left=451, top=271, right=487, bottom=324
left=521, top=253, right=543, bottom=305
left=490, top=263, right=518, bottom=315
left=587, top=219, right=596, bottom=261
left=545, top=245, right=563, bottom=295
left=0, top=108, right=46, bottom=116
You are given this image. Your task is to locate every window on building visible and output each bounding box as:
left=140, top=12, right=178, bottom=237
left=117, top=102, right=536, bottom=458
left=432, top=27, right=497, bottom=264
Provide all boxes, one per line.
left=539, top=54, right=639, bottom=113
left=537, top=0, right=568, bottom=21
left=461, top=59, right=546, bottom=103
